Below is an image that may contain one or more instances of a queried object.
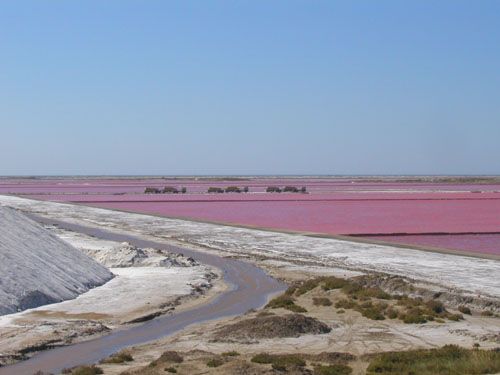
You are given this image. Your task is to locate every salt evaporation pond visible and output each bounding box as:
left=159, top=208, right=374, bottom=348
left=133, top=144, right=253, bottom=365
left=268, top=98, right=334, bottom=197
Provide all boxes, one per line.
left=26, top=192, right=500, bottom=235
left=2, top=178, right=500, bottom=255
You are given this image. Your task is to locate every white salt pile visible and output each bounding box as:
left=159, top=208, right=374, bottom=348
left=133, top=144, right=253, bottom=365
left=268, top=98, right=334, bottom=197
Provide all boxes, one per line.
left=0, top=206, right=113, bottom=315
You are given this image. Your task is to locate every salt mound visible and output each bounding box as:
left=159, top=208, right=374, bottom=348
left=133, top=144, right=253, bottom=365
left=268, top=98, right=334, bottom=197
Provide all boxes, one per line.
left=82, top=242, right=198, bottom=268
left=0, top=206, right=114, bottom=315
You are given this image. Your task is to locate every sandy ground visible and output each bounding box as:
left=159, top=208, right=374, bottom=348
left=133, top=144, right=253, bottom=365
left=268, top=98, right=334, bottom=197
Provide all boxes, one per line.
left=1, top=195, right=500, bottom=374
left=94, top=283, right=500, bottom=375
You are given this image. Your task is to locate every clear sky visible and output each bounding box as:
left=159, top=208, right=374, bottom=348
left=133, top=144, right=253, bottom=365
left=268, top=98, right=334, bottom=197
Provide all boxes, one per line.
left=1, top=1, right=499, bottom=176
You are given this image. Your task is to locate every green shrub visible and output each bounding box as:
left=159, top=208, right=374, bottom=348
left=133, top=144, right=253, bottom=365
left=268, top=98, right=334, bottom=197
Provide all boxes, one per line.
left=313, top=297, right=332, bottom=306
left=251, top=354, right=306, bottom=370
left=266, top=295, right=296, bottom=308
left=266, top=295, right=307, bottom=312
left=458, top=306, right=472, bottom=315
left=359, top=307, right=386, bottom=320
left=273, top=355, right=306, bottom=368
left=425, top=300, right=445, bottom=314
left=100, top=352, right=133, bottom=364
left=335, top=299, right=356, bottom=309
left=322, top=277, right=349, bottom=291
left=481, top=310, right=493, bottom=317
left=287, top=304, right=307, bottom=313
left=360, top=301, right=373, bottom=308
left=164, top=368, right=177, bottom=373
left=397, top=296, right=422, bottom=308
left=70, top=366, right=104, bottom=375
left=221, top=351, right=240, bottom=357
left=251, top=353, right=274, bottom=364
left=356, top=287, right=391, bottom=300
left=386, top=308, right=399, bottom=319
left=150, top=351, right=183, bottom=367
left=399, top=308, right=427, bottom=324
left=341, top=283, right=363, bottom=295
left=314, top=364, right=352, bottom=375
left=285, top=285, right=298, bottom=295
left=206, top=358, right=223, bottom=368
left=295, top=279, right=322, bottom=295
left=448, top=313, right=463, bottom=321
left=366, top=345, right=500, bottom=375
left=272, top=363, right=287, bottom=371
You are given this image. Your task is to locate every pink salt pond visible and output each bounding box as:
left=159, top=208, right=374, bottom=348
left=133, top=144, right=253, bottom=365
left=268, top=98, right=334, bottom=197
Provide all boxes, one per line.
left=2, top=178, right=499, bottom=255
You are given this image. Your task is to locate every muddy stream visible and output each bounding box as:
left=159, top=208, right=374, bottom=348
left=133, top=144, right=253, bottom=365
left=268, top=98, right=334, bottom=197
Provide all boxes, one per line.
left=0, top=215, right=285, bottom=375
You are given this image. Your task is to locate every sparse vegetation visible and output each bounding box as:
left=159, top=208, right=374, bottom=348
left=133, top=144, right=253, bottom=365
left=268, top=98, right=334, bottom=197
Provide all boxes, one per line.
left=335, top=299, right=356, bottom=309
left=458, top=305, right=472, bottom=315
left=281, top=276, right=465, bottom=323
left=266, top=295, right=307, bottom=312
left=99, top=352, right=133, bottom=364
left=322, top=276, right=349, bottom=291
left=386, top=307, right=399, bottom=319
left=366, top=345, right=500, bottom=375
left=251, top=353, right=274, bottom=364
left=287, top=278, right=323, bottom=296
left=206, top=358, right=223, bottom=367
left=164, top=368, right=177, bottom=373
left=481, top=310, right=493, bottom=316
left=359, top=305, right=386, bottom=320
left=149, top=351, right=183, bottom=367
left=448, top=313, right=463, bottom=321
left=221, top=351, right=240, bottom=357
left=63, top=366, right=104, bottom=375
left=252, top=354, right=306, bottom=371
left=314, top=364, right=352, bottom=375
left=313, top=297, right=332, bottom=306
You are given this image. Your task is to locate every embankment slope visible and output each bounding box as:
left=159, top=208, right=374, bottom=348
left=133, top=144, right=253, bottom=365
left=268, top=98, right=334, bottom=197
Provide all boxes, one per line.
left=0, top=206, right=113, bottom=315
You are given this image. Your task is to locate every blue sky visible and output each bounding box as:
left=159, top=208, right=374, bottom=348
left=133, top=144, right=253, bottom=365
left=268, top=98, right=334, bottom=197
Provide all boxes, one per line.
left=1, top=1, right=499, bottom=175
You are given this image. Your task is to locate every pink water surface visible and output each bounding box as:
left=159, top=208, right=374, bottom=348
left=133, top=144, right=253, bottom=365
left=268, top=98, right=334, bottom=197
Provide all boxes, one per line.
left=25, top=192, right=500, bottom=202
left=83, top=199, right=500, bottom=255
left=363, top=234, right=500, bottom=256
left=71, top=198, right=499, bottom=235
left=3, top=178, right=500, bottom=255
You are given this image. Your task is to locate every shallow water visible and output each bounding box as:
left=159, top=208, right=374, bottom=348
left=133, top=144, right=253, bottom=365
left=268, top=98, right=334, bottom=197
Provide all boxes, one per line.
left=0, top=215, right=285, bottom=375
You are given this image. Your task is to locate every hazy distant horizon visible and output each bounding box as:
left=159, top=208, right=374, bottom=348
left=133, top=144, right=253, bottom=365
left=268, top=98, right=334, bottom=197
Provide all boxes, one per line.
left=1, top=174, right=500, bottom=179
